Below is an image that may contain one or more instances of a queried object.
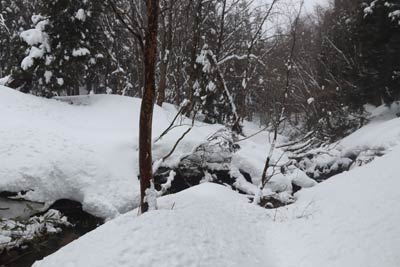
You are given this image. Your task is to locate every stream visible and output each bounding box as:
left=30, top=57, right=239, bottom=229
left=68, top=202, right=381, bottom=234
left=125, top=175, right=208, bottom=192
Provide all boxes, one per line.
left=0, top=198, right=103, bottom=267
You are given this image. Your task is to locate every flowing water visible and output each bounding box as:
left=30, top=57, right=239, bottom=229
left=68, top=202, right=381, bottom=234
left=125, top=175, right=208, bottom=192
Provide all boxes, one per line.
left=0, top=198, right=103, bottom=267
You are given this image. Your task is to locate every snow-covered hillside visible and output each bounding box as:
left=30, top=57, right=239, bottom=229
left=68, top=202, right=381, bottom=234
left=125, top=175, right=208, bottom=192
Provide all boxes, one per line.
left=33, top=144, right=400, bottom=267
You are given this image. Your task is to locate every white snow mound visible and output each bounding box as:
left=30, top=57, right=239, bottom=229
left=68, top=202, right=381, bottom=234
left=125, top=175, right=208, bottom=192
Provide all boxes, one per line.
left=33, top=183, right=274, bottom=267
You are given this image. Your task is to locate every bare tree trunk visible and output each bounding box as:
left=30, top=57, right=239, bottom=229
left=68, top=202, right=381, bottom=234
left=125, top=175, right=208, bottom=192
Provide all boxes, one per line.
left=185, top=0, right=202, bottom=115
left=156, top=49, right=168, bottom=106
left=139, top=0, right=159, bottom=214
left=215, top=0, right=226, bottom=60
left=156, top=0, right=173, bottom=106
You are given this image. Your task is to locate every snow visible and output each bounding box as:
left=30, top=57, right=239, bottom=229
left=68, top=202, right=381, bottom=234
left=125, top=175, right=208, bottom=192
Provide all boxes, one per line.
left=44, top=70, right=53, bottom=84
left=33, top=142, right=400, bottom=267
left=0, top=86, right=264, bottom=219
left=72, top=47, right=90, bottom=57
left=339, top=102, right=400, bottom=151
left=206, top=80, right=216, bottom=92
left=1, top=209, right=70, bottom=252
left=233, top=121, right=290, bottom=186
left=57, top=77, right=64, bottom=86
left=1, top=86, right=400, bottom=266
left=32, top=184, right=274, bottom=267
left=0, top=85, right=315, bottom=220
left=20, top=29, right=45, bottom=46
left=75, top=9, right=86, bottom=22
left=268, top=144, right=400, bottom=267
left=21, top=46, right=46, bottom=70
left=0, top=75, right=9, bottom=85
left=19, top=18, right=50, bottom=70
left=389, top=10, right=400, bottom=22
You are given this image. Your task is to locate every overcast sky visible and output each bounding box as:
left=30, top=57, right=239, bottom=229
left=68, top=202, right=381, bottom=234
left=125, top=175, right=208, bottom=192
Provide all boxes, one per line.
left=257, top=0, right=332, bottom=11
left=248, top=0, right=333, bottom=35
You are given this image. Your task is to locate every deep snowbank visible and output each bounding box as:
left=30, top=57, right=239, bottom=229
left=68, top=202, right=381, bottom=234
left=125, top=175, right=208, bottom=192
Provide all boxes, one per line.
left=33, top=144, right=400, bottom=267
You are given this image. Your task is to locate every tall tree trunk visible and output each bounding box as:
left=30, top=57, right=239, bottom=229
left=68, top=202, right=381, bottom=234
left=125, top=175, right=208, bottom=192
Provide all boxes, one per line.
left=139, top=0, right=159, bottom=213
left=156, top=45, right=168, bottom=106
left=185, top=0, right=202, bottom=115
left=156, top=1, right=173, bottom=106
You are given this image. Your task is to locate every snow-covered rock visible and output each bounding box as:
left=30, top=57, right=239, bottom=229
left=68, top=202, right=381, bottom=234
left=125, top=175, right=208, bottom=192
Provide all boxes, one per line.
left=0, top=209, right=70, bottom=252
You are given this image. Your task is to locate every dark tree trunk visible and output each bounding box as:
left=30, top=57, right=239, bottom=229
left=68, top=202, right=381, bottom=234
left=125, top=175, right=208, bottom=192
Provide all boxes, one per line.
left=185, top=0, right=202, bottom=115
left=156, top=1, right=173, bottom=106
left=139, top=0, right=159, bottom=213
left=156, top=51, right=167, bottom=106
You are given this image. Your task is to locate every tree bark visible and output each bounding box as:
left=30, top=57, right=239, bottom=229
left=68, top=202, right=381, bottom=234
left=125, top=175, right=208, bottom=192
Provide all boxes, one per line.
left=185, top=0, right=202, bottom=116
left=139, top=0, right=159, bottom=213
left=156, top=1, right=173, bottom=106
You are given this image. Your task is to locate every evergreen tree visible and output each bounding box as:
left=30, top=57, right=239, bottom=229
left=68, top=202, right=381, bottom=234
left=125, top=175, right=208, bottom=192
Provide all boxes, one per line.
left=9, top=0, right=105, bottom=95
left=360, top=0, right=400, bottom=104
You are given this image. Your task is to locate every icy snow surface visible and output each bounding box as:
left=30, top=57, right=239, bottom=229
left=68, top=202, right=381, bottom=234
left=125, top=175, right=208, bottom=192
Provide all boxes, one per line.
left=34, top=144, right=400, bottom=267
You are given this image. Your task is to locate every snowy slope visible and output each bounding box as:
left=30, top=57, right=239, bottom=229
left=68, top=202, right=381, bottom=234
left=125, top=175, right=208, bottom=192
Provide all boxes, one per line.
left=33, top=144, right=400, bottom=267
left=339, top=101, right=400, bottom=151
left=268, top=144, right=400, bottom=267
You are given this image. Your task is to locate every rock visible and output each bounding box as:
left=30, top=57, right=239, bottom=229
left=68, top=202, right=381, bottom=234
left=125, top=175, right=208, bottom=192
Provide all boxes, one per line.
left=154, top=129, right=248, bottom=194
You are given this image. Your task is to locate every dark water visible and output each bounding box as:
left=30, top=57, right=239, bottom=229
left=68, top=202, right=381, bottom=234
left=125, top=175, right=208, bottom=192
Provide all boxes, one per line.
left=0, top=198, right=45, bottom=220
left=0, top=199, right=103, bottom=267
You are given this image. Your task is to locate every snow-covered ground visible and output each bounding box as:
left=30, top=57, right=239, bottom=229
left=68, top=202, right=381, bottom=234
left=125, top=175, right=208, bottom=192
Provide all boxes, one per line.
left=2, top=86, right=400, bottom=267
left=0, top=86, right=221, bottom=218
left=33, top=144, right=400, bottom=267
left=339, top=101, right=400, bottom=151
left=0, top=86, right=298, bottom=219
